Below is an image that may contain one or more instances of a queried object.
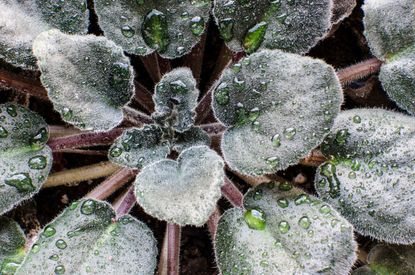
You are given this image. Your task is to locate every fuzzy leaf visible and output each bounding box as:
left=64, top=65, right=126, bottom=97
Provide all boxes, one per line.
left=152, top=68, right=199, bottom=133
left=93, top=0, right=210, bottom=59
left=0, top=0, right=88, bottom=69
left=108, top=124, right=170, bottom=169
left=315, top=109, right=415, bottom=244
left=366, top=244, right=415, bottom=274
left=215, top=182, right=357, bottom=274
left=17, top=199, right=157, bottom=275
left=33, top=29, right=134, bottom=131
left=363, top=0, right=415, bottom=60
left=135, top=146, right=224, bottom=226
left=212, top=50, right=343, bottom=176
left=172, top=126, right=210, bottom=153
left=0, top=217, right=26, bottom=275
left=0, top=104, right=52, bottom=215
left=332, top=0, right=356, bottom=24
left=379, top=47, right=415, bottom=116
left=213, top=0, right=332, bottom=54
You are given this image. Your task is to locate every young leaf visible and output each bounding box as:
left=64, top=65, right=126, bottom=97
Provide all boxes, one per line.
left=363, top=0, right=415, bottom=60
left=0, top=0, right=88, bottom=69
left=212, top=50, right=343, bottom=176
left=315, top=109, right=415, bottom=244
left=135, top=146, right=224, bottom=226
left=215, top=182, right=357, bottom=274
left=17, top=199, right=157, bottom=274
left=355, top=244, right=415, bottom=274
left=108, top=124, right=170, bottom=169
left=93, top=0, right=211, bottom=58
left=0, top=217, right=26, bottom=275
left=152, top=68, right=199, bottom=133
left=213, top=0, right=332, bottom=54
left=33, top=29, right=134, bottom=132
left=0, top=103, right=52, bottom=215
left=172, top=126, right=210, bottom=153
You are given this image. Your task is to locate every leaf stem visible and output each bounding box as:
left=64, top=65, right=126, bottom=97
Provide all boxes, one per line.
left=207, top=207, right=221, bottom=239
left=337, top=58, right=383, bottom=85
left=299, top=149, right=327, bottom=167
left=85, top=168, right=137, bottom=200
left=113, top=185, right=137, bottom=218
left=48, top=125, right=81, bottom=138
left=134, top=81, right=155, bottom=113
left=222, top=177, right=244, bottom=208
left=43, top=161, right=120, bottom=188
left=123, top=106, right=154, bottom=125
left=200, top=122, right=227, bottom=136
left=0, top=69, right=48, bottom=99
left=47, top=128, right=124, bottom=151
left=140, top=53, right=162, bottom=83
left=167, top=223, right=181, bottom=275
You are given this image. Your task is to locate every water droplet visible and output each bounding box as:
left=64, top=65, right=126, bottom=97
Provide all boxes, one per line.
left=5, top=173, right=35, bottom=192
left=244, top=208, right=266, bottom=230
left=278, top=221, right=290, bottom=234
left=80, top=199, right=96, bottom=215
left=190, top=16, right=205, bottom=36
left=170, top=80, right=187, bottom=94
left=266, top=156, right=279, bottom=168
left=109, top=146, right=123, bottom=157
left=110, top=62, right=130, bottom=87
left=54, top=265, right=66, bottom=274
left=351, top=159, right=361, bottom=171
left=259, top=260, right=269, bottom=267
left=0, top=126, right=8, bottom=138
left=30, top=128, right=48, bottom=150
left=218, top=18, right=234, bottom=41
left=253, top=189, right=263, bottom=200
left=142, top=9, right=170, bottom=53
left=348, top=171, right=356, bottom=179
left=278, top=182, right=292, bottom=191
left=55, top=239, right=67, bottom=249
left=271, top=134, right=281, bottom=147
left=298, top=216, right=311, bottom=229
left=215, top=83, right=230, bottom=105
left=28, top=155, right=47, bottom=170
left=283, top=128, right=296, bottom=140
left=352, top=115, right=361, bottom=124
left=243, top=21, right=267, bottom=54
left=0, top=260, right=20, bottom=274
left=335, top=129, right=349, bottom=145
left=319, top=205, right=331, bottom=214
left=294, top=194, right=311, bottom=205
left=49, top=254, right=59, bottom=261
left=62, top=108, right=73, bottom=120
left=43, top=226, right=56, bottom=237
left=6, top=105, right=17, bottom=117
left=32, top=244, right=40, bottom=253
left=277, top=198, right=289, bottom=208
left=69, top=201, right=79, bottom=210
left=121, top=25, right=135, bottom=38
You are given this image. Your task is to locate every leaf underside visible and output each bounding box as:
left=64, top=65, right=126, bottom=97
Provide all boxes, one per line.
left=315, top=109, right=415, bottom=244
left=212, top=49, right=343, bottom=176
left=0, top=217, right=26, bottom=275
left=17, top=199, right=158, bottom=275
left=0, top=103, right=52, bottom=215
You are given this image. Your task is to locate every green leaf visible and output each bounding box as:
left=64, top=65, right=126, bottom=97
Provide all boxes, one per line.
left=212, top=50, right=343, bottom=176
left=33, top=29, right=134, bottom=131
left=363, top=0, right=415, bottom=60
left=215, top=182, right=357, bottom=274
left=0, top=217, right=26, bottom=275
left=108, top=124, right=170, bottom=169
left=213, top=0, right=332, bottom=54
left=152, top=68, right=199, bottom=133
left=135, top=146, right=224, bottom=226
left=172, top=126, right=210, bottom=153
left=17, top=199, right=157, bottom=275
left=93, top=0, right=211, bottom=58
left=0, top=103, right=52, bottom=215
left=379, top=46, right=415, bottom=116
left=315, top=109, right=415, bottom=244
left=0, top=0, right=88, bottom=69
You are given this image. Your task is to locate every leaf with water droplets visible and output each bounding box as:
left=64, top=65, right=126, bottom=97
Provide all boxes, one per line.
left=152, top=68, right=199, bottom=133
left=33, top=29, right=134, bottom=131
left=0, top=0, right=88, bottom=69
left=212, top=50, right=343, bottom=176
left=0, top=103, right=52, bottom=215
left=352, top=244, right=415, bottom=275
left=93, top=0, right=210, bottom=58
left=108, top=124, right=170, bottom=169
left=315, top=109, right=415, bottom=244
left=0, top=217, right=26, bottom=274
left=172, top=126, right=210, bottom=153
left=215, top=182, right=357, bottom=274
left=135, top=146, right=224, bottom=226
left=213, top=0, right=332, bottom=54
left=17, top=199, right=157, bottom=274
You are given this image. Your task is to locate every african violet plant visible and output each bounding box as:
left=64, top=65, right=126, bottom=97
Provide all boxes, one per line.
left=0, top=0, right=415, bottom=274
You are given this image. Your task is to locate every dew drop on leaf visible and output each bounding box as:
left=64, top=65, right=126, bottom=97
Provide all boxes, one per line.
left=28, top=155, right=47, bottom=170
left=244, top=208, right=266, bottom=230
left=243, top=21, right=268, bottom=54
left=142, top=9, right=170, bottom=53
left=43, top=226, right=56, bottom=238
left=55, top=239, right=67, bottom=250
left=80, top=199, right=96, bottom=215
left=5, top=173, right=35, bottom=193
left=190, top=16, right=205, bottom=36
left=121, top=25, right=135, bottom=38
left=0, top=126, right=8, bottom=138
left=298, top=216, right=311, bottom=229
left=278, top=221, right=290, bottom=234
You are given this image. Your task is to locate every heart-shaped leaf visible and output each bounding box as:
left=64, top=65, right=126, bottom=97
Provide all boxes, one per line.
left=315, top=109, right=415, bottom=244
left=93, top=0, right=211, bottom=59
left=353, top=244, right=415, bottom=275
left=215, top=182, right=357, bottom=274
left=33, top=29, right=134, bottom=131
left=0, top=0, right=88, bottom=69
left=213, top=0, right=332, bottom=54
left=17, top=199, right=157, bottom=274
left=108, top=124, right=170, bottom=169
left=0, top=217, right=26, bottom=275
left=212, top=49, right=343, bottom=176
left=0, top=103, right=52, bottom=215
left=172, top=126, right=210, bottom=153
left=135, top=146, right=224, bottom=226
left=152, top=68, right=199, bottom=133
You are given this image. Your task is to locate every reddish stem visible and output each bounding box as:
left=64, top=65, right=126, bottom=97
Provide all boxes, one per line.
left=183, top=33, right=207, bottom=85
left=123, top=106, right=154, bottom=125
left=85, top=168, right=137, bottom=200
left=195, top=83, right=217, bottom=124
left=200, top=122, right=227, bottom=136
left=134, top=81, right=155, bottom=113
left=47, top=128, right=124, bottom=151
left=167, top=223, right=181, bottom=275
left=221, top=177, right=244, bottom=208
left=337, top=58, right=383, bottom=85
left=299, top=149, right=327, bottom=167
left=113, top=186, right=137, bottom=218
left=140, top=53, right=162, bottom=83
left=0, top=69, right=48, bottom=99
left=207, top=207, right=221, bottom=239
